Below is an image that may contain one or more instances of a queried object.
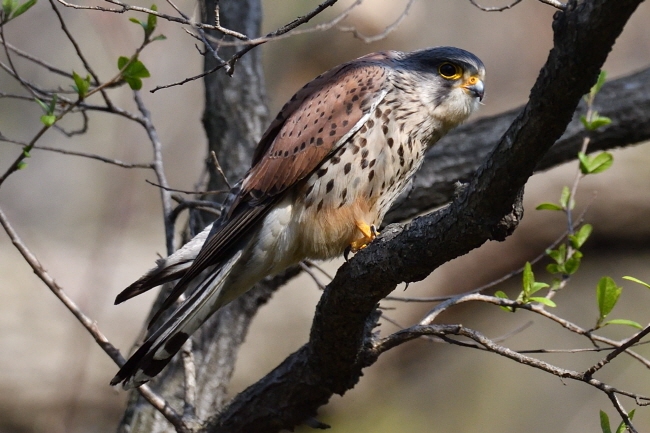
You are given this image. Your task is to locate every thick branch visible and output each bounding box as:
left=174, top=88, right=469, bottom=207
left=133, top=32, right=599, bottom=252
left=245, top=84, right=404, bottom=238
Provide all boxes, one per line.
left=204, top=1, right=645, bottom=431
left=386, top=65, right=650, bottom=223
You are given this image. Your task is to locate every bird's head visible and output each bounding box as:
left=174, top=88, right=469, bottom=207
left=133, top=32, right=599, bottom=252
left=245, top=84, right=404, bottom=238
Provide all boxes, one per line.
left=399, top=46, right=486, bottom=128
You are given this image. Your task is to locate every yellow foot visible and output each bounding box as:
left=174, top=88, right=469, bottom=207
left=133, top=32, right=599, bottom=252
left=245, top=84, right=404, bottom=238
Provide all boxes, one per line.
left=349, top=221, right=379, bottom=253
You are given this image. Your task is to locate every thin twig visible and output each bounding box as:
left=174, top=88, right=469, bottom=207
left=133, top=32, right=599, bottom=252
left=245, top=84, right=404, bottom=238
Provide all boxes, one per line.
left=48, top=0, right=114, bottom=109
left=181, top=339, right=197, bottom=421
left=468, top=0, right=523, bottom=12
left=0, top=207, right=189, bottom=432
left=151, top=0, right=346, bottom=92
left=134, top=91, right=175, bottom=256
left=210, top=151, right=231, bottom=189
left=299, top=261, right=327, bottom=290
left=339, top=0, right=414, bottom=43
left=145, top=179, right=227, bottom=195
left=1, top=139, right=153, bottom=168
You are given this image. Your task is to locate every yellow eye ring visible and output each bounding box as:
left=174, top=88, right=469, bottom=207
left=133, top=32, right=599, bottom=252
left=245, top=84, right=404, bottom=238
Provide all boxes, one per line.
left=438, top=62, right=462, bottom=80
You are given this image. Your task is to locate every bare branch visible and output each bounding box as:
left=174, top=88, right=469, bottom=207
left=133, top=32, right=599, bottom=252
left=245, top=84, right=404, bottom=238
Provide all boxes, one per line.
left=339, top=0, right=415, bottom=43
left=0, top=207, right=189, bottom=432
left=134, top=91, right=175, bottom=256
left=468, top=0, right=523, bottom=12
left=152, top=0, right=345, bottom=91
left=1, top=138, right=153, bottom=168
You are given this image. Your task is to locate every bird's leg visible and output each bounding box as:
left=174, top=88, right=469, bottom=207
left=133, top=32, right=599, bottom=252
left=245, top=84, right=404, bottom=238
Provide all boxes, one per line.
left=349, top=221, right=380, bottom=253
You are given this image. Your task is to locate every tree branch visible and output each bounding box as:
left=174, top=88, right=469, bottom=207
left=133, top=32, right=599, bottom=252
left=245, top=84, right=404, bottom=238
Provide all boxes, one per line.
left=203, top=1, right=646, bottom=431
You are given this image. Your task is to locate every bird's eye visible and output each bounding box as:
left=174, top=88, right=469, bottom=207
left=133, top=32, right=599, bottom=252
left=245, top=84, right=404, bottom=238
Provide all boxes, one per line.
left=438, top=62, right=462, bottom=80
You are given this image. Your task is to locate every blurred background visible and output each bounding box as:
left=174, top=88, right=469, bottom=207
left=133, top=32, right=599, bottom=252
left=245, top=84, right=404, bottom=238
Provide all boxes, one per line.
left=1, top=1, right=650, bottom=432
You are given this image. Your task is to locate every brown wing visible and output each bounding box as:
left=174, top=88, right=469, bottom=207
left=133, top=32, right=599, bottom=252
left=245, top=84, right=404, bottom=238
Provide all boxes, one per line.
left=144, top=52, right=395, bottom=327
left=242, top=51, right=394, bottom=198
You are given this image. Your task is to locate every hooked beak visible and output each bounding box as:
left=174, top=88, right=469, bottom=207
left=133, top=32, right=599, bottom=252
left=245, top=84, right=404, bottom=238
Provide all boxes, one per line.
left=462, top=78, right=484, bottom=101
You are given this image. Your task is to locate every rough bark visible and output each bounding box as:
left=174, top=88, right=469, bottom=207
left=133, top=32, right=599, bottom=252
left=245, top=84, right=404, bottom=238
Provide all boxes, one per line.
left=117, top=1, right=271, bottom=432
left=117, top=0, right=650, bottom=432
left=199, top=1, right=646, bottom=432
left=386, top=66, right=650, bottom=224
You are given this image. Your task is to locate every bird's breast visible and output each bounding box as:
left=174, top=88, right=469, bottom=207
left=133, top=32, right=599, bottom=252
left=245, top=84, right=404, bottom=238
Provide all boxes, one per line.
left=290, top=106, right=428, bottom=260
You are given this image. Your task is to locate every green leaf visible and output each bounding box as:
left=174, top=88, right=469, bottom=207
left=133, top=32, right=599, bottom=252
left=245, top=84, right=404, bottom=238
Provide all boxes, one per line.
left=592, top=70, right=607, bottom=97
left=597, top=276, right=621, bottom=320
left=586, top=115, right=612, bottom=131
left=588, top=152, right=614, bottom=174
left=615, top=410, right=635, bottom=433
left=600, top=411, right=612, bottom=433
left=151, top=34, right=167, bottom=42
left=546, top=247, right=564, bottom=265
left=129, top=17, right=145, bottom=28
left=522, top=262, right=534, bottom=296
left=578, top=152, right=614, bottom=174
left=559, top=186, right=571, bottom=209
left=530, top=281, right=550, bottom=295
left=494, top=291, right=513, bottom=312
left=536, top=202, right=563, bottom=211
left=578, top=152, right=591, bottom=174
left=72, top=71, right=90, bottom=99
left=546, top=263, right=561, bottom=274
left=603, top=319, right=642, bottom=329
left=10, top=0, right=35, bottom=19
left=569, top=224, right=593, bottom=249
left=124, top=59, right=150, bottom=79
left=123, top=76, right=143, bottom=90
left=2, top=0, right=17, bottom=17
left=16, top=160, right=27, bottom=170
left=117, top=56, right=151, bottom=90
left=146, top=4, right=157, bottom=37
left=35, top=97, right=49, bottom=112
left=117, top=55, right=130, bottom=71
left=40, top=114, right=56, bottom=126
left=564, top=250, right=583, bottom=275
left=529, top=297, right=556, bottom=308
left=622, top=276, right=650, bottom=289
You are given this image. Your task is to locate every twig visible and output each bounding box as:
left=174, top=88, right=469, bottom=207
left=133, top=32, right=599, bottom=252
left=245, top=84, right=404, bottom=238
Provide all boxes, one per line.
left=134, top=91, right=175, bottom=256
left=145, top=179, right=227, bottom=195
left=181, top=339, right=197, bottom=421
left=48, top=0, right=114, bottom=109
left=210, top=151, right=231, bottom=189
left=2, top=139, right=153, bottom=168
left=584, top=324, right=650, bottom=377
left=468, top=0, right=523, bottom=12
left=151, top=0, right=345, bottom=92
left=299, top=261, right=327, bottom=290
left=372, top=323, right=646, bottom=433
left=339, top=0, right=414, bottom=43
left=0, top=207, right=189, bottom=432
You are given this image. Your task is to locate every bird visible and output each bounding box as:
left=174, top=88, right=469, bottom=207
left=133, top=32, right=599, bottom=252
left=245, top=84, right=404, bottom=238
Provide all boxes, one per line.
left=111, top=46, right=485, bottom=389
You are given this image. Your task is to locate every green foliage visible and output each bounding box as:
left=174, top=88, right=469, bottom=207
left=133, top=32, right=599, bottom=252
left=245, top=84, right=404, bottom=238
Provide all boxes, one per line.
left=546, top=243, right=583, bottom=277
left=599, top=409, right=634, bottom=433
left=117, top=56, right=151, bottom=90
left=35, top=95, right=58, bottom=127
left=494, top=290, right=513, bottom=312
left=622, top=276, right=650, bottom=290
left=580, top=112, right=612, bottom=131
left=595, top=277, right=641, bottom=330
left=578, top=151, right=614, bottom=174
left=495, top=263, right=555, bottom=310
left=129, top=4, right=166, bottom=42
left=568, top=224, right=592, bottom=249
left=536, top=186, right=574, bottom=212
left=72, top=71, right=91, bottom=99
left=1, top=0, right=36, bottom=23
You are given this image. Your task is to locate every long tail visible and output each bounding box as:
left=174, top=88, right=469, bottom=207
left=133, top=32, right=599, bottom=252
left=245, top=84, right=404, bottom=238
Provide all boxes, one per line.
left=110, top=248, right=244, bottom=389
left=113, top=223, right=213, bottom=304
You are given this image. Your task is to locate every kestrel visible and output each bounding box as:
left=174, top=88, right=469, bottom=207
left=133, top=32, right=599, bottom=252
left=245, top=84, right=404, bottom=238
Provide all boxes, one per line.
left=111, top=46, right=485, bottom=388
